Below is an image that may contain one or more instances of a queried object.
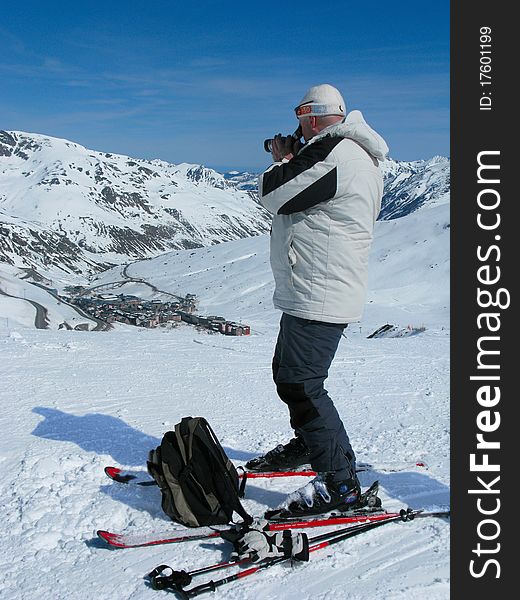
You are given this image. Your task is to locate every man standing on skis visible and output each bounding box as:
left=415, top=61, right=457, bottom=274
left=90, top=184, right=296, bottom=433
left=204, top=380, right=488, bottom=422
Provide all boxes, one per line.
left=247, top=84, right=388, bottom=518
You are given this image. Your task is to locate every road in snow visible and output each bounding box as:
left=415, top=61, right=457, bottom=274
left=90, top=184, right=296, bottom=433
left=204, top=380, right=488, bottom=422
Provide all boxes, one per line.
left=0, top=287, right=49, bottom=329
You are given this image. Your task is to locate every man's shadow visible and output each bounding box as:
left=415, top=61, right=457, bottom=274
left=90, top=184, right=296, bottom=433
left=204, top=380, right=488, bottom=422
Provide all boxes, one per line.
left=32, top=406, right=160, bottom=466
left=32, top=406, right=259, bottom=466
left=31, top=407, right=286, bottom=518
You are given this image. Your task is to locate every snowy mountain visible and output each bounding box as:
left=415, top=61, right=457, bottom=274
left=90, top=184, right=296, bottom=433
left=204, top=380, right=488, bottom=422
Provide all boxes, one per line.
left=223, top=170, right=260, bottom=191
left=379, top=156, right=450, bottom=219
left=1, top=130, right=448, bottom=280
left=1, top=198, right=449, bottom=332
left=0, top=130, right=270, bottom=276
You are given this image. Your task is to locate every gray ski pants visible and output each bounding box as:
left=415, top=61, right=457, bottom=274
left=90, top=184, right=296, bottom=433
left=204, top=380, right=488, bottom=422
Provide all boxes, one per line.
left=272, top=313, right=356, bottom=482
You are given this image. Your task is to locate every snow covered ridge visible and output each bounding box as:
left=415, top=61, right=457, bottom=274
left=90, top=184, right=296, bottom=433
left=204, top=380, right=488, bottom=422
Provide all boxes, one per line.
left=0, top=130, right=270, bottom=275
left=379, top=156, right=450, bottom=219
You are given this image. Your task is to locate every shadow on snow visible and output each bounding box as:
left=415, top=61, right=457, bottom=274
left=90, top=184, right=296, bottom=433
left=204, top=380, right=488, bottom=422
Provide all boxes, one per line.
left=31, top=406, right=258, bottom=465
left=31, top=406, right=449, bottom=520
left=30, top=406, right=284, bottom=517
left=31, top=406, right=160, bottom=466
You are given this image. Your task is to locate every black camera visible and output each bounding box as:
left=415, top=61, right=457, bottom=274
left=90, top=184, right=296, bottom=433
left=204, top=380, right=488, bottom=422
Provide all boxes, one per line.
left=264, top=125, right=303, bottom=153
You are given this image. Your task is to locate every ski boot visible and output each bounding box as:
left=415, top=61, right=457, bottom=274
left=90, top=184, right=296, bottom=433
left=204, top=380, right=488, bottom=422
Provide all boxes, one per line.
left=245, top=435, right=311, bottom=472
left=265, top=475, right=382, bottom=520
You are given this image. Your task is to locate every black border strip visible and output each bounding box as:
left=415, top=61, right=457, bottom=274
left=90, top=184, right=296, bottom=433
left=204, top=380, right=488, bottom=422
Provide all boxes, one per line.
left=451, top=2, right=512, bottom=596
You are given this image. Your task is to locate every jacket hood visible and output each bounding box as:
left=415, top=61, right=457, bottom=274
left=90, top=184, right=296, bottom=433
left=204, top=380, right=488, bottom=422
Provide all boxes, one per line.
left=308, top=110, right=389, bottom=161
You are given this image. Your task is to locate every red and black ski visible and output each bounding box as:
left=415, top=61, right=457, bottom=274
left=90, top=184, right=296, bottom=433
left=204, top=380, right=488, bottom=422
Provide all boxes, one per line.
left=98, top=511, right=391, bottom=549
left=104, top=465, right=319, bottom=486
left=104, top=459, right=428, bottom=487
left=98, top=481, right=383, bottom=548
left=98, top=503, right=449, bottom=550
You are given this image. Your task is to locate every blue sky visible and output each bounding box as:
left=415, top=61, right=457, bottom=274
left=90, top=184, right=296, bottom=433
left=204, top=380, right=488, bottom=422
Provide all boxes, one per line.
left=1, top=1, right=449, bottom=171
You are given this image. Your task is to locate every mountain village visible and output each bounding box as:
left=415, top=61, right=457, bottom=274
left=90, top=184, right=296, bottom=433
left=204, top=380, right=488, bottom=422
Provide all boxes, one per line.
left=70, top=290, right=250, bottom=335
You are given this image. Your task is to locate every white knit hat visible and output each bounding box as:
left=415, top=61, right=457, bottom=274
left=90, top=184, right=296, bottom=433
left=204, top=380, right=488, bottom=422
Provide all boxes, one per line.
left=295, top=84, right=346, bottom=117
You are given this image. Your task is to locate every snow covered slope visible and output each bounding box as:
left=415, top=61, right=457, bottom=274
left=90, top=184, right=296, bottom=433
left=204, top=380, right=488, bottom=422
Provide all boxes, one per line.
left=0, top=316, right=449, bottom=600
left=0, top=263, right=104, bottom=331
left=379, top=156, right=450, bottom=219
left=0, top=130, right=270, bottom=276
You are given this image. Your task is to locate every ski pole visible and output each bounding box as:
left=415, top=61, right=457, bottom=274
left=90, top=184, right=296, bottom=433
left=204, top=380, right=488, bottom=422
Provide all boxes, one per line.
left=151, top=508, right=449, bottom=598
left=148, top=516, right=381, bottom=591
left=267, top=511, right=397, bottom=530
left=148, top=558, right=250, bottom=592
left=184, top=509, right=450, bottom=598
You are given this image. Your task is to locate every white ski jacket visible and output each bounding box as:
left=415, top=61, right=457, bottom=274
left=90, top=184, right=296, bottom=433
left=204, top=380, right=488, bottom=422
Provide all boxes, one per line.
left=258, top=110, right=388, bottom=323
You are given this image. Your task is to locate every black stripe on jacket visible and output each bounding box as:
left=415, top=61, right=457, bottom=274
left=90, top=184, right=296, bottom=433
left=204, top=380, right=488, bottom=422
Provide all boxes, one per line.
left=261, top=136, right=343, bottom=213
left=278, top=167, right=337, bottom=215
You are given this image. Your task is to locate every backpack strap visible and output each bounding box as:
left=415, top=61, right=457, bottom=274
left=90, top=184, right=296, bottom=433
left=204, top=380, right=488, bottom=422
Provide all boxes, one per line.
left=174, top=419, right=189, bottom=466
left=236, top=467, right=248, bottom=498
left=176, top=417, right=202, bottom=484
left=198, top=418, right=253, bottom=526
left=176, top=416, right=199, bottom=465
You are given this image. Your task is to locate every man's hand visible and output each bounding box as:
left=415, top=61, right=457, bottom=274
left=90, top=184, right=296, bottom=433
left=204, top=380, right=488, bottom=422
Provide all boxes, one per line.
left=271, top=134, right=299, bottom=162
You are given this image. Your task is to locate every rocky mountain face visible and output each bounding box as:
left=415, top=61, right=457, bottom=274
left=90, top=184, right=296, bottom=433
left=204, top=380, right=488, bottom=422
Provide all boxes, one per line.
left=0, top=131, right=270, bottom=276
left=378, top=156, right=450, bottom=219
left=1, top=130, right=449, bottom=278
